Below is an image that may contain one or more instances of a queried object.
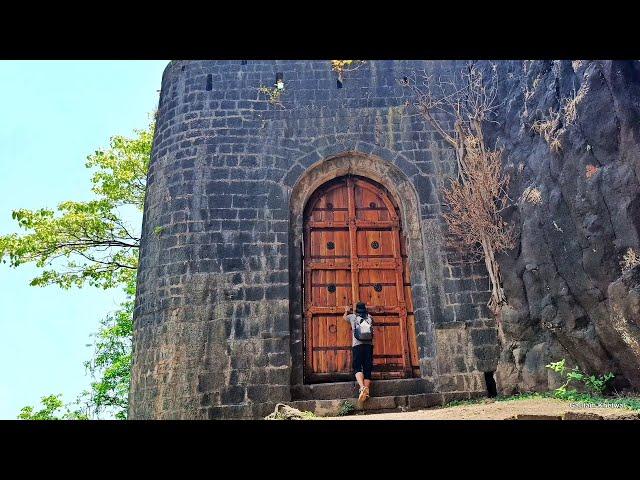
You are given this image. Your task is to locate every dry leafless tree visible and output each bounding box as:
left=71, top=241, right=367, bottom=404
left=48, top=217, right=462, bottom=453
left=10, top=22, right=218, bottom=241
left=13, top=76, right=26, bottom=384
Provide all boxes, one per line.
left=402, top=63, right=515, bottom=313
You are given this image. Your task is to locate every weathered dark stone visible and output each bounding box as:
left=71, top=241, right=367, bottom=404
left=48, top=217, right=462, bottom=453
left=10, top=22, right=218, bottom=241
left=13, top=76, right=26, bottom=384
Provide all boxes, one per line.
left=129, top=60, right=640, bottom=420
left=471, top=328, right=498, bottom=346
left=491, top=60, right=640, bottom=394
left=604, top=265, right=640, bottom=388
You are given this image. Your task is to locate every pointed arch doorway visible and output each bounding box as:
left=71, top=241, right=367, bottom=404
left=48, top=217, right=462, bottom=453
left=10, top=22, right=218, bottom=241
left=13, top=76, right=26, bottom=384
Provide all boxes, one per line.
left=303, top=174, right=420, bottom=383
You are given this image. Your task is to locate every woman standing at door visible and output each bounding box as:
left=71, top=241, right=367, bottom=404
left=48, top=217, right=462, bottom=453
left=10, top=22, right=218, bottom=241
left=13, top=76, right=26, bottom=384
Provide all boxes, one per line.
left=343, top=302, right=374, bottom=404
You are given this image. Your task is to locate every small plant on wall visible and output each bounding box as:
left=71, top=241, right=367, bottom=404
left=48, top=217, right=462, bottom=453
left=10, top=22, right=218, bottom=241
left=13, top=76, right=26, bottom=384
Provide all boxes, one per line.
left=259, top=76, right=285, bottom=107
left=331, top=60, right=365, bottom=83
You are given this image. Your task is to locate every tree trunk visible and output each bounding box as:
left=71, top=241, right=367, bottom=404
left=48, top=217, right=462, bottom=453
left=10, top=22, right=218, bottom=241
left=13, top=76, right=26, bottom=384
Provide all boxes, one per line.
left=481, top=234, right=506, bottom=314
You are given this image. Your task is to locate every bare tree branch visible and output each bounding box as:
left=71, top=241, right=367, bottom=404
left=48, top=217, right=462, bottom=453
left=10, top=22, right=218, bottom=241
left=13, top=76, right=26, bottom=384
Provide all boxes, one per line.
left=402, top=63, right=515, bottom=314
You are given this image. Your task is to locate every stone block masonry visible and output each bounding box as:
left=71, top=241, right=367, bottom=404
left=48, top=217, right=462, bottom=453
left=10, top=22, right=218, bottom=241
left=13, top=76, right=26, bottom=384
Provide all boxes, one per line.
left=129, top=60, right=502, bottom=419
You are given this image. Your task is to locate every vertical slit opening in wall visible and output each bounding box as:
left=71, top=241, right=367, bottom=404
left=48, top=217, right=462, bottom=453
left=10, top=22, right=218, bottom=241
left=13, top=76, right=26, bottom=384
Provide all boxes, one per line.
left=205, top=74, right=213, bottom=91
left=484, top=371, right=497, bottom=398
left=337, top=79, right=343, bottom=89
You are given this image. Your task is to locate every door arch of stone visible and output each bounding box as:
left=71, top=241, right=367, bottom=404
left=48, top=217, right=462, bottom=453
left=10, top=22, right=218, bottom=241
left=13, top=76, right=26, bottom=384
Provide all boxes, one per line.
left=302, top=174, right=420, bottom=382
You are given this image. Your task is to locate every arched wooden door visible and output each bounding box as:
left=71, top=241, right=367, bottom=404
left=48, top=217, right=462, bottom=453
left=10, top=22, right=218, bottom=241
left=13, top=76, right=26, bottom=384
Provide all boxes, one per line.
left=303, top=175, right=420, bottom=382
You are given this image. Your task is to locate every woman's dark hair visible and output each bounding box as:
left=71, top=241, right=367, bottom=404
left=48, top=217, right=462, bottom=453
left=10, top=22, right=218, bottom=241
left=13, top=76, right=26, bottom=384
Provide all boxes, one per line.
left=355, top=302, right=368, bottom=317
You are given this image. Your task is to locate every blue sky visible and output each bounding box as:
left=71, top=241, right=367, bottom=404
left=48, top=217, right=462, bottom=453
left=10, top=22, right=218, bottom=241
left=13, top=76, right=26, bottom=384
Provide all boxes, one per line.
left=0, top=60, right=168, bottom=419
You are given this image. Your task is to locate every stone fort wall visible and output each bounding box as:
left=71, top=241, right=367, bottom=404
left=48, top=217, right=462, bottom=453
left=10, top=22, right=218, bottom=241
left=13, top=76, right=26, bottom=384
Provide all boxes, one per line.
left=129, top=60, right=501, bottom=419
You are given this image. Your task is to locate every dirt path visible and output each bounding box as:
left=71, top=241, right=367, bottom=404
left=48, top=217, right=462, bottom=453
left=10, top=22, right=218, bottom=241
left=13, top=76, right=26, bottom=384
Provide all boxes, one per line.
left=328, top=398, right=640, bottom=420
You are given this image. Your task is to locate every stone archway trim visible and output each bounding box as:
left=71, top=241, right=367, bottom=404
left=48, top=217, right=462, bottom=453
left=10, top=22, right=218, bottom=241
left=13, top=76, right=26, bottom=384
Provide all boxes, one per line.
left=287, top=151, right=442, bottom=386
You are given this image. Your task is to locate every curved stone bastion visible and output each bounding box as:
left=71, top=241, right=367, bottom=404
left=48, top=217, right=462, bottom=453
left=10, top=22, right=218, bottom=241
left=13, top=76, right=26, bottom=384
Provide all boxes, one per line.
left=129, top=60, right=640, bottom=419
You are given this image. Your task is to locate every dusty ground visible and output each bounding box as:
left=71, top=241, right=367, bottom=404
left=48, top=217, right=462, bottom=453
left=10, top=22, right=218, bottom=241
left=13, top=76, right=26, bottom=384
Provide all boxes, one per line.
left=328, top=398, right=640, bottom=420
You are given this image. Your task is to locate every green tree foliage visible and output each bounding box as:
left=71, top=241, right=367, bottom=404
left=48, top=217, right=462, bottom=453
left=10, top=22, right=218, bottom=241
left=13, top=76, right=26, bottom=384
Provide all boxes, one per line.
left=5, top=119, right=153, bottom=419
left=17, top=394, right=88, bottom=420
left=80, top=278, right=135, bottom=419
left=0, top=123, right=152, bottom=290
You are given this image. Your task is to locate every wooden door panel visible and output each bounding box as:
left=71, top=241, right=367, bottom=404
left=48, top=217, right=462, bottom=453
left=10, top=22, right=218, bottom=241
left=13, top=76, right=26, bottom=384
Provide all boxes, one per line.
left=304, top=175, right=418, bottom=382
left=354, top=184, right=391, bottom=221
left=371, top=314, right=404, bottom=375
left=356, top=230, right=395, bottom=258
left=358, top=269, right=398, bottom=307
left=309, top=229, right=350, bottom=259
left=312, top=185, right=349, bottom=222
left=310, top=315, right=352, bottom=374
left=311, top=269, right=352, bottom=307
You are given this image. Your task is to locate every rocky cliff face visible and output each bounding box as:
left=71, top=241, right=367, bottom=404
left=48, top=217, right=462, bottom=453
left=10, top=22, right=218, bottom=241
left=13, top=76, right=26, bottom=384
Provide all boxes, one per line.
left=479, top=60, right=640, bottom=392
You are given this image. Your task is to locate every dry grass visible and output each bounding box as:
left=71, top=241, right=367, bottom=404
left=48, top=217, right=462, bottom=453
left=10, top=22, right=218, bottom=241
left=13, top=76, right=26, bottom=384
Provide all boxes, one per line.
left=521, top=186, right=543, bottom=205
left=549, top=137, right=563, bottom=152
left=531, top=118, right=555, bottom=138
left=531, top=87, right=587, bottom=153
left=621, top=248, right=640, bottom=273
left=531, top=107, right=562, bottom=152
left=562, top=86, right=588, bottom=126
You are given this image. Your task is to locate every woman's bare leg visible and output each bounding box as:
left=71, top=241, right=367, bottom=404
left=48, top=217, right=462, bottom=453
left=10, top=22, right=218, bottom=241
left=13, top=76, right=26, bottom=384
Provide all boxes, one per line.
left=355, top=372, right=365, bottom=388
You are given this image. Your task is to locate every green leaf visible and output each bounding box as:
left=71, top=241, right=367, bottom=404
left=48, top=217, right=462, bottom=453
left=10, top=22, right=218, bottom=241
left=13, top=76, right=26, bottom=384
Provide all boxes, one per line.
left=0, top=120, right=152, bottom=289
left=7, top=116, right=153, bottom=419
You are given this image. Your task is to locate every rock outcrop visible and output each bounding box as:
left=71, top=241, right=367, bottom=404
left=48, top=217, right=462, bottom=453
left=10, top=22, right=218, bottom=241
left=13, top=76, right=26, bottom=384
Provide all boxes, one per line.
left=480, top=60, right=640, bottom=393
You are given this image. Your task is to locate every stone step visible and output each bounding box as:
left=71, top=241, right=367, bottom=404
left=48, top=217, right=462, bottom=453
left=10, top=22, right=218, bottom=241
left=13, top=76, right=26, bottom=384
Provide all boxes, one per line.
left=291, top=378, right=434, bottom=401
left=287, top=392, right=449, bottom=417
